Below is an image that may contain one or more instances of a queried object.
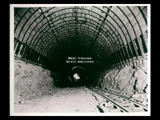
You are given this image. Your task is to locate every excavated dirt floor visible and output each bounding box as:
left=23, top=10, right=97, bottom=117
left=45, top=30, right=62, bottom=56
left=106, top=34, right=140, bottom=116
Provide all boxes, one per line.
left=14, top=87, right=100, bottom=113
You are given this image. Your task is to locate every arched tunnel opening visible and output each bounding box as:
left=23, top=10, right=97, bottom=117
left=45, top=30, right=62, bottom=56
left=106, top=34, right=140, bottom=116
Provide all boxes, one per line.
left=11, top=4, right=150, bottom=114
left=50, top=44, right=101, bottom=87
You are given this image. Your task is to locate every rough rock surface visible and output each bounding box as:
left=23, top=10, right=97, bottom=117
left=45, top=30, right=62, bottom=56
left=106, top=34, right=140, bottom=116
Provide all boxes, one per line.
left=97, top=59, right=148, bottom=105
left=14, top=59, right=56, bottom=104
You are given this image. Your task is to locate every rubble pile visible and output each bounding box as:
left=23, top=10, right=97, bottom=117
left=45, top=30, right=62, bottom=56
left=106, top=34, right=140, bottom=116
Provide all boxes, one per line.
left=14, top=59, right=56, bottom=104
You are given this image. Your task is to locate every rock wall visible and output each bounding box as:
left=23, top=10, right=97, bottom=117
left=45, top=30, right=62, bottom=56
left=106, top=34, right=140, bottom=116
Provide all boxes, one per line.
left=14, top=59, right=56, bottom=104
left=97, top=57, right=148, bottom=105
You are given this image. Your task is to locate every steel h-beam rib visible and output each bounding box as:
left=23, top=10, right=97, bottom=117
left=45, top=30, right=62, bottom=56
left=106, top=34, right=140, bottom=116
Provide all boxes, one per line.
left=91, top=6, right=112, bottom=46
left=40, top=8, right=62, bottom=47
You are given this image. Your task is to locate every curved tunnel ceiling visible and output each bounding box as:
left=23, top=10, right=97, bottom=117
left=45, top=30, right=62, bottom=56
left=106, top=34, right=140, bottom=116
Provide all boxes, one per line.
left=14, top=5, right=148, bottom=79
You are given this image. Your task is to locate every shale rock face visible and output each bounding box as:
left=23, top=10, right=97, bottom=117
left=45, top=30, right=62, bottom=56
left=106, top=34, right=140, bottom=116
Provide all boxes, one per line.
left=103, top=68, right=119, bottom=90
left=97, top=59, right=148, bottom=104
left=14, top=59, right=56, bottom=104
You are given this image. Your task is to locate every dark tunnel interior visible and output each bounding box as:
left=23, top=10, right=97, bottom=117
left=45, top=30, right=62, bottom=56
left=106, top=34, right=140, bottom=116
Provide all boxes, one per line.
left=49, top=44, right=101, bottom=87
left=13, top=6, right=148, bottom=88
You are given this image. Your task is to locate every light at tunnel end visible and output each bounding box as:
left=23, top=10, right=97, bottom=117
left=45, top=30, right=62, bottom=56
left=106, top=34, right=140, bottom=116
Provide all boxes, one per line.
left=68, top=66, right=86, bottom=83
left=73, top=73, right=80, bottom=81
